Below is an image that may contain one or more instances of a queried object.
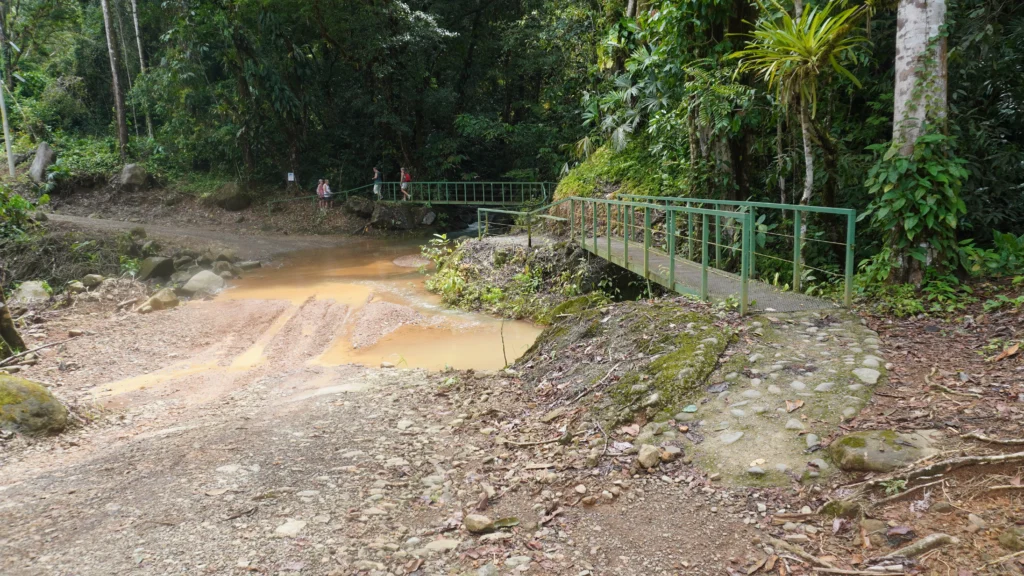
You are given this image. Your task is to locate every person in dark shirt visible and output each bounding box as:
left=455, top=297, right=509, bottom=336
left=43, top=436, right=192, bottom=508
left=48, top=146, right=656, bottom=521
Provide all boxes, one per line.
left=372, top=167, right=382, bottom=199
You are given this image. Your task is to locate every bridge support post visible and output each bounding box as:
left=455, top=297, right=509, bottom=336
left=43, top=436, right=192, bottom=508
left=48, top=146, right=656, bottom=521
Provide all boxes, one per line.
left=527, top=213, right=532, bottom=248
left=606, top=203, right=611, bottom=259
left=593, top=202, right=598, bottom=253
left=715, top=215, right=721, bottom=269
left=701, top=214, right=709, bottom=300
left=687, top=204, right=693, bottom=260
left=581, top=201, right=587, bottom=247
left=668, top=210, right=676, bottom=291
left=793, top=210, right=802, bottom=293
left=623, top=205, right=629, bottom=266
left=749, top=208, right=757, bottom=279
left=643, top=207, right=651, bottom=278
left=740, top=212, right=750, bottom=316
left=845, top=212, right=855, bottom=307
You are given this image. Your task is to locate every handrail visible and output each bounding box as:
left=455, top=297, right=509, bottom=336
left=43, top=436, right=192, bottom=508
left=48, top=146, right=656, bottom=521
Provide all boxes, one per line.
left=616, top=193, right=855, bottom=306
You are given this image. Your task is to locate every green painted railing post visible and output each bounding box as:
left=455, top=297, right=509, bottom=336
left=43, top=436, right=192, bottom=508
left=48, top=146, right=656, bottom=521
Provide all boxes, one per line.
left=793, top=210, right=802, bottom=292
left=740, top=212, right=750, bottom=316
left=477, top=208, right=481, bottom=239
left=845, top=211, right=855, bottom=307
left=668, top=210, right=676, bottom=291
left=687, top=203, right=694, bottom=260
left=749, top=207, right=757, bottom=280
left=701, top=214, right=709, bottom=300
left=569, top=198, right=575, bottom=239
left=606, top=202, right=612, bottom=259
left=527, top=213, right=533, bottom=248
left=623, top=205, right=629, bottom=264
left=715, top=215, right=722, bottom=268
left=593, top=201, right=598, bottom=253
left=581, top=201, right=587, bottom=247
left=643, top=207, right=651, bottom=278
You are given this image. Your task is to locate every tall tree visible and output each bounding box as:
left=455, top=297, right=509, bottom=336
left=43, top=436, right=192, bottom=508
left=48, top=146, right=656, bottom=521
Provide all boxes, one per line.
left=99, top=0, right=128, bottom=160
left=128, top=0, right=152, bottom=139
left=893, top=0, right=947, bottom=155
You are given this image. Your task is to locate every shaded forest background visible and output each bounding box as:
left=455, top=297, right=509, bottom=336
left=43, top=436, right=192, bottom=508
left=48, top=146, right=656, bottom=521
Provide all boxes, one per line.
left=2, top=0, right=1023, bottom=290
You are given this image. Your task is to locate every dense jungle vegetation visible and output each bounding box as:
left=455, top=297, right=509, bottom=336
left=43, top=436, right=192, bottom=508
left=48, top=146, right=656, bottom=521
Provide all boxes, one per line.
left=1, top=0, right=1023, bottom=306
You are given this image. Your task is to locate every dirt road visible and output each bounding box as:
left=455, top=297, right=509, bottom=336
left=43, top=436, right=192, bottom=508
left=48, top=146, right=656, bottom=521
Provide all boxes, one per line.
left=0, top=223, right=758, bottom=576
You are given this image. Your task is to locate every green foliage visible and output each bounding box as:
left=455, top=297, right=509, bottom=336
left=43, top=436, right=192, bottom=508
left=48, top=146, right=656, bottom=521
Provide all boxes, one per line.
left=0, top=186, right=40, bottom=240
left=555, top=139, right=665, bottom=199
left=119, top=255, right=141, bottom=277
left=881, top=478, right=907, bottom=496
left=861, top=132, right=970, bottom=278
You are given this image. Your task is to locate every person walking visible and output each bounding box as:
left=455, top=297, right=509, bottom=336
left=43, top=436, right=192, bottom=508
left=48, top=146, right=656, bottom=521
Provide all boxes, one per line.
left=372, top=167, right=383, bottom=200
left=316, top=178, right=325, bottom=209
left=400, top=167, right=412, bottom=201
left=323, top=179, right=333, bottom=208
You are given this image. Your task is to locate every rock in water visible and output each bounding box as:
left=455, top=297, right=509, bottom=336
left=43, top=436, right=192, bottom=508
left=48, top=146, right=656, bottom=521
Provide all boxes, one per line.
left=343, top=196, right=376, bottom=217
left=11, top=281, right=50, bottom=304
left=137, top=257, right=175, bottom=281
left=28, top=142, right=56, bottom=183
left=236, top=260, right=261, bottom=271
left=370, top=203, right=414, bottom=230
left=0, top=375, right=68, bottom=435
left=82, top=274, right=105, bottom=288
left=463, top=514, right=494, bottom=534
left=208, top=182, right=251, bottom=211
left=140, top=288, right=179, bottom=313
left=182, top=270, right=226, bottom=295
left=638, top=444, right=661, bottom=469
left=830, top=430, right=937, bottom=472
left=119, top=164, right=148, bottom=189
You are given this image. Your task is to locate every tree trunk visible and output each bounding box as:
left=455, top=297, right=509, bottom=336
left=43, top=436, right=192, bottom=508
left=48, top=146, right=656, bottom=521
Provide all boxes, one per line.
left=777, top=115, right=786, bottom=205
left=793, top=0, right=803, bottom=16
left=0, top=2, right=12, bottom=93
left=893, top=0, right=947, bottom=155
left=0, top=290, right=25, bottom=359
left=626, top=0, right=637, bottom=18
left=799, top=99, right=814, bottom=205
left=100, top=0, right=129, bottom=160
left=129, top=0, right=153, bottom=139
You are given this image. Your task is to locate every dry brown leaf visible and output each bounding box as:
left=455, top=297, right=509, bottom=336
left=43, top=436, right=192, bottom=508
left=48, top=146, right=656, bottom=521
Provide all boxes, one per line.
left=785, top=400, right=804, bottom=413
left=993, top=343, right=1020, bottom=362
left=205, top=488, right=229, bottom=496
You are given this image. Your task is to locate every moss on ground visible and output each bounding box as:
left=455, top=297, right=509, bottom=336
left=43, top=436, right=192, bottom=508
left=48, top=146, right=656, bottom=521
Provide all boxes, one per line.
left=554, top=138, right=667, bottom=201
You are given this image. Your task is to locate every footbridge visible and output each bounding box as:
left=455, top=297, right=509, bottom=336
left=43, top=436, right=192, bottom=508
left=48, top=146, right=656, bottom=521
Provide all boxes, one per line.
left=479, top=195, right=857, bottom=315
left=266, top=181, right=554, bottom=211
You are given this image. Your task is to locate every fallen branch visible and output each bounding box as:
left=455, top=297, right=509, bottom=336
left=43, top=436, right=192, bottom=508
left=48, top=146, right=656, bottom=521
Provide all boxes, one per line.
left=961, top=431, right=1024, bottom=446
left=0, top=336, right=79, bottom=368
left=766, top=537, right=834, bottom=569
left=880, top=533, right=956, bottom=559
left=983, top=485, right=1024, bottom=494
left=815, top=565, right=905, bottom=569
left=568, top=362, right=621, bottom=405
left=925, top=368, right=981, bottom=398
left=976, top=549, right=1024, bottom=570
left=869, top=480, right=943, bottom=509
left=503, top=428, right=584, bottom=448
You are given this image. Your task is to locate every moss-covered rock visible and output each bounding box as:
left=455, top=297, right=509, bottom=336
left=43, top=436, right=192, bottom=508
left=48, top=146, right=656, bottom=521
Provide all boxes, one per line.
left=554, top=137, right=669, bottom=200
left=0, top=374, right=68, bottom=435
left=830, top=430, right=937, bottom=472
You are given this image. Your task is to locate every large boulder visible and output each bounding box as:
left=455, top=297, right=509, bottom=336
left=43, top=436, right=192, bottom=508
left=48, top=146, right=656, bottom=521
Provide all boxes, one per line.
left=118, top=164, right=148, bottom=189
left=11, top=281, right=50, bottom=304
left=28, top=142, right=56, bottom=184
left=344, top=196, right=376, bottom=218
left=82, top=274, right=105, bottom=289
left=370, top=203, right=414, bottom=230
left=0, top=375, right=68, bottom=436
left=207, top=182, right=251, bottom=212
left=137, top=257, right=175, bottom=281
left=139, top=288, right=179, bottom=313
left=830, top=430, right=938, bottom=473
left=182, top=270, right=226, bottom=295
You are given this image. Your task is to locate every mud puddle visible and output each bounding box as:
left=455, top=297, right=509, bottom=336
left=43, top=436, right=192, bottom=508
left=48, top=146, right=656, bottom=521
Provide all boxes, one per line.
left=221, top=238, right=542, bottom=371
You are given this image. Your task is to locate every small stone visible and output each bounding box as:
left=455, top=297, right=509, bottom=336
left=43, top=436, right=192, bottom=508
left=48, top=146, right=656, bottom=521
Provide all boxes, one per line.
left=814, top=382, right=835, bottom=392
left=809, top=459, right=829, bottom=471
left=967, top=514, right=987, bottom=533
left=785, top=418, right=805, bottom=430
left=505, top=556, right=532, bottom=569
left=842, top=407, right=859, bottom=419
left=730, top=409, right=747, bottom=418
left=747, top=467, right=765, bottom=476
left=806, top=434, right=820, bottom=448
left=397, top=419, right=414, bottom=430
left=741, top=389, right=762, bottom=399
left=767, top=385, right=782, bottom=395
left=424, top=538, right=461, bottom=552
left=660, top=445, right=682, bottom=463
left=274, top=519, right=307, bottom=537
left=464, top=514, right=494, bottom=534
left=637, top=444, right=661, bottom=469
left=478, top=563, right=500, bottom=576
left=862, top=357, right=880, bottom=369
left=790, top=380, right=806, bottom=391
left=999, top=527, right=1024, bottom=552
left=852, top=368, right=880, bottom=385
left=575, top=484, right=588, bottom=494
left=800, top=505, right=813, bottom=514
left=748, top=354, right=763, bottom=363
left=720, top=431, right=744, bottom=445
left=756, top=503, right=768, bottom=513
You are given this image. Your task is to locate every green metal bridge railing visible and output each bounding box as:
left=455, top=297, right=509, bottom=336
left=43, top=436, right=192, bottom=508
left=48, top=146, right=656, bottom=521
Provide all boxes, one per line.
left=616, top=194, right=856, bottom=307
left=477, top=198, right=572, bottom=247
left=264, top=181, right=554, bottom=212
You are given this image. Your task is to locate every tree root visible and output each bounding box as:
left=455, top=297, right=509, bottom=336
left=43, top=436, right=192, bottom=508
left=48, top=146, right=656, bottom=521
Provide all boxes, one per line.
left=766, top=537, right=835, bottom=569
left=0, top=336, right=80, bottom=368
left=860, top=451, right=1024, bottom=490
left=880, top=533, right=956, bottom=559
left=961, top=431, right=1024, bottom=446
left=869, top=480, right=943, bottom=508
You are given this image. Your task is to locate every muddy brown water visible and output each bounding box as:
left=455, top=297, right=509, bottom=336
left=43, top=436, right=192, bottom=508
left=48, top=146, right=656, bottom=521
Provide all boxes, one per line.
left=219, top=238, right=542, bottom=371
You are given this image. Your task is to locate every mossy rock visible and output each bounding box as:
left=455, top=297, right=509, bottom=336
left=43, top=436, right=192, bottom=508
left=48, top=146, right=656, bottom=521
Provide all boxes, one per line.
left=830, top=430, right=938, bottom=472
left=999, top=527, right=1024, bottom=552
left=821, top=499, right=863, bottom=519
left=0, top=374, right=68, bottom=436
